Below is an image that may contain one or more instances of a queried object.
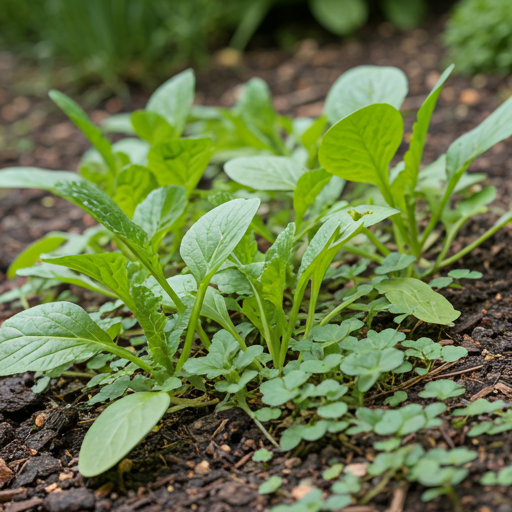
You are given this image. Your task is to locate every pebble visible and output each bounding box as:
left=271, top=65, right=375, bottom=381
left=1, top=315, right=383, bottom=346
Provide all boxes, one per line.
left=194, top=461, right=210, bottom=475
left=291, top=484, right=315, bottom=500
left=345, top=463, right=367, bottom=477
left=460, top=88, right=480, bottom=105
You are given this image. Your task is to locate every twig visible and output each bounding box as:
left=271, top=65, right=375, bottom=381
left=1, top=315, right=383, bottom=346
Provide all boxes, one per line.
left=431, top=365, right=484, bottom=380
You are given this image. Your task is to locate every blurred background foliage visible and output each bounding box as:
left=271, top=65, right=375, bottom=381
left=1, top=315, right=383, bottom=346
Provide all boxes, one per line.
left=0, top=0, right=509, bottom=94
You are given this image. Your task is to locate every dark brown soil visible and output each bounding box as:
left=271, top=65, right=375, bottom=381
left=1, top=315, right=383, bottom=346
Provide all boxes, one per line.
left=2, top=16, right=512, bottom=512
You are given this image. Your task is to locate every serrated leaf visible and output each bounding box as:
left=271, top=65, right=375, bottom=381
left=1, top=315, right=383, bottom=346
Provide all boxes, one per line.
left=224, top=156, right=306, bottom=191
left=323, top=66, right=408, bottom=124
left=375, top=278, right=461, bottom=325
left=79, top=392, right=170, bottom=477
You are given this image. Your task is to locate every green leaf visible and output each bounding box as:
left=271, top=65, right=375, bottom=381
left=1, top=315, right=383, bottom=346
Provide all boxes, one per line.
left=382, top=0, right=426, bottom=30
left=452, top=398, right=507, bottom=416
left=300, top=354, right=343, bottom=373
left=131, top=110, right=173, bottom=144
left=375, top=253, right=416, bottom=275
left=79, top=392, right=170, bottom=477
left=375, top=278, right=461, bottom=325
left=341, top=348, right=404, bottom=391
left=310, top=0, right=368, bottom=36
left=16, top=263, right=116, bottom=298
left=260, top=379, right=300, bottom=406
left=224, top=156, right=305, bottom=191
left=49, top=90, right=116, bottom=172
left=448, top=269, right=483, bottom=279
left=254, top=408, right=282, bottom=422
left=7, top=233, right=67, bottom=279
left=253, top=448, right=273, bottom=462
left=259, top=475, right=283, bottom=495
left=419, top=380, right=465, bottom=400
left=0, top=167, right=82, bottom=190
left=384, top=390, right=408, bottom=406
left=323, top=66, right=408, bottom=124
left=44, top=253, right=134, bottom=308
left=317, top=402, right=348, bottom=419
left=180, top=198, right=260, bottom=285
left=146, top=68, right=195, bottom=138
left=147, top=138, right=214, bottom=194
left=293, top=168, right=332, bottom=225
left=447, top=94, right=512, bottom=181
left=0, top=302, right=119, bottom=375
left=392, top=65, right=453, bottom=201
left=133, top=185, right=187, bottom=247
left=113, top=165, right=158, bottom=217
left=320, top=103, right=403, bottom=204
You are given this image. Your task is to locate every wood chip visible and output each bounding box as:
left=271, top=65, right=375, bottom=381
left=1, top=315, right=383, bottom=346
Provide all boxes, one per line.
left=194, top=461, right=210, bottom=475
left=0, top=458, right=13, bottom=486
left=0, top=488, right=26, bottom=503
left=4, top=497, right=43, bottom=512
left=345, top=463, right=367, bottom=477
left=292, top=485, right=315, bottom=500
left=471, top=385, right=494, bottom=401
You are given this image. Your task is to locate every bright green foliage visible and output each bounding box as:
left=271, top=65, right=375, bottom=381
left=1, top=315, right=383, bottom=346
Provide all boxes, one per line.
left=419, top=380, right=465, bottom=400
left=259, top=475, right=283, bottom=495
left=253, top=448, right=273, bottom=462
left=452, top=399, right=508, bottom=416
left=481, top=466, right=512, bottom=486
left=79, top=392, right=170, bottom=477
left=444, top=0, right=512, bottom=75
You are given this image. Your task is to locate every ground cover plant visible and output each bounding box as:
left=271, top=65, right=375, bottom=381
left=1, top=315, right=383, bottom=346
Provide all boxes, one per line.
left=1, top=64, right=512, bottom=509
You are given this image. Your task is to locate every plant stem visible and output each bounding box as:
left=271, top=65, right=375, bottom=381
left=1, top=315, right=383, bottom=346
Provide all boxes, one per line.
left=445, top=486, right=462, bottom=512
left=175, top=281, right=208, bottom=372
left=363, top=228, right=391, bottom=257
left=103, top=343, right=153, bottom=374
left=235, top=392, right=280, bottom=449
left=343, top=246, right=384, bottom=264
left=320, top=291, right=365, bottom=326
left=195, top=320, right=211, bottom=350
left=360, top=468, right=397, bottom=504
left=62, top=371, right=96, bottom=378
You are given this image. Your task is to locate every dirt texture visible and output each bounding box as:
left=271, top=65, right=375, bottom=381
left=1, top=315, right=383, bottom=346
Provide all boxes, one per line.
left=1, top=16, right=512, bottom=512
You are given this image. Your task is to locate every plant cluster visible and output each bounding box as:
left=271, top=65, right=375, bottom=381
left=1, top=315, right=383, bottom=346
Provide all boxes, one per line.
left=0, top=63, right=511, bottom=508
left=444, top=0, right=512, bottom=75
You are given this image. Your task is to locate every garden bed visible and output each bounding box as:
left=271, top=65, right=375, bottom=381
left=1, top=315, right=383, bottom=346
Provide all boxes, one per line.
left=1, top=17, right=512, bottom=512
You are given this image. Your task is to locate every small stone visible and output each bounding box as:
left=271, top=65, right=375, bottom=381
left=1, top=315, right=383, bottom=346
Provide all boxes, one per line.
left=243, top=439, right=257, bottom=451
left=44, top=488, right=95, bottom=512
left=45, top=483, right=59, bottom=493
left=284, top=457, right=301, bottom=469
left=345, top=463, right=367, bottom=477
left=292, top=484, right=315, bottom=500
left=36, top=415, right=47, bottom=430
left=460, top=89, right=479, bottom=106
left=219, top=444, right=231, bottom=453
left=58, top=472, right=73, bottom=481
left=194, top=461, right=210, bottom=475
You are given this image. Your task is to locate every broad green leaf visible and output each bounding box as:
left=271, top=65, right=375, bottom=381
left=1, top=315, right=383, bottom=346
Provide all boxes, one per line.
left=457, top=186, right=496, bottom=218
left=392, top=65, right=453, bottom=200
left=382, top=0, right=426, bottom=30
left=447, top=94, right=512, bottom=180
left=310, top=0, right=368, bottom=36
left=319, top=103, right=403, bottom=203
left=79, top=392, right=170, bottom=477
left=259, top=475, right=283, bottom=495
left=253, top=448, right=273, bottom=462
left=0, top=168, right=81, bottom=190
left=452, top=398, right=506, bottom=416
left=224, top=156, right=306, bottom=191
left=16, top=263, right=116, bottom=298
left=375, top=278, right=461, bottom=325
left=180, top=198, right=260, bottom=285
left=113, top=165, right=158, bottom=217
left=7, top=233, right=67, bottom=279
left=146, top=68, right=195, bottom=138
left=0, top=302, right=117, bottom=375
left=49, top=90, right=116, bottom=172
left=375, top=252, right=416, bottom=275
left=110, top=138, right=150, bottom=166
left=419, top=380, right=465, bottom=400
left=293, top=168, right=332, bottom=225
left=323, top=66, right=408, bottom=124
left=131, top=110, right=173, bottom=144
left=200, top=286, right=237, bottom=332
left=448, top=269, right=483, bottom=279
left=101, top=113, right=135, bottom=134
left=133, top=185, right=187, bottom=247
left=44, top=253, right=134, bottom=309
left=260, top=379, right=300, bottom=406
left=148, top=138, right=214, bottom=194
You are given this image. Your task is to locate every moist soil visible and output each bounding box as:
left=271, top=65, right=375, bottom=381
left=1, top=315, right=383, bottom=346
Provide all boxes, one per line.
left=1, top=17, right=512, bottom=512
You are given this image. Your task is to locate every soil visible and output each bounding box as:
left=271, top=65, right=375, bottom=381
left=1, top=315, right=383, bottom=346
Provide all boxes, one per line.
left=2, top=15, right=512, bottom=512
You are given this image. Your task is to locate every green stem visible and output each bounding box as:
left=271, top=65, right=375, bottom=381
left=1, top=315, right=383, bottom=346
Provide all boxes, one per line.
left=175, top=281, right=208, bottom=372
left=320, top=291, right=365, bottom=326
left=406, top=199, right=420, bottom=256
left=363, top=228, right=391, bottom=257
left=103, top=343, right=153, bottom=374
left=304, top=276, right=320, bottom=339
left=62, top=371, right=96, bottom=378
left=196, top=320, right=211, bottom=350
left=437, top=220, right=505, bottom=270
left=360, top=468, right=397, bottom=504
left=445, top=485, right=462, bottom=512
left=343, top=245, right=384, bottom=264
left=235, top=392, right=280, bottom=449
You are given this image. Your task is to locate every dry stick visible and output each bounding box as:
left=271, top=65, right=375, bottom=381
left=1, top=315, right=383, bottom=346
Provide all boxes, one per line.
left=431, top=365, right=484, bottom=379
left=367, top=362, right=457, bottom=401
